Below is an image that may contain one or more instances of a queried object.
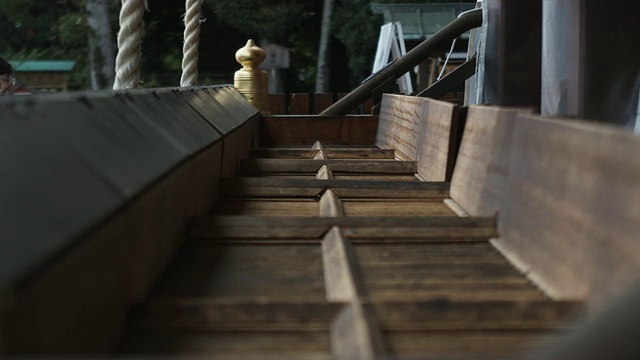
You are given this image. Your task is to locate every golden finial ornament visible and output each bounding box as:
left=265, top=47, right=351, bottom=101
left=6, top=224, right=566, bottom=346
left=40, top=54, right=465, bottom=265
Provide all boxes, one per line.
left=234, top=39, right=270, bottom=115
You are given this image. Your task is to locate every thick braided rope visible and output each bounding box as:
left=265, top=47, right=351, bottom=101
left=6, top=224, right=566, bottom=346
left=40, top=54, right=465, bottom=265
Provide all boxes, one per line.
left=113, top=0, right=146, bottom=89
left=180, top=0, right=202, bottom=87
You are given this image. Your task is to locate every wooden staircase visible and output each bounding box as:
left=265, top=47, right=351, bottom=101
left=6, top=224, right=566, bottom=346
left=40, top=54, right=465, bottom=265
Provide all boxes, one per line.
left=6, top=87, right=640, bottom=357
left=120, top=139, right=582, bottom=358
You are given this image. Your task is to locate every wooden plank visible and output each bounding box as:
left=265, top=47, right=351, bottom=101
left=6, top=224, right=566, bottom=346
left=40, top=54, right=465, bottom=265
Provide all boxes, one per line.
left=132, top=300, right=343, bottom=331
left=495, top=115, right=640, bottom=307
left=312, top=141, right=324, bottom=150
left=319, top=190, right=344, bottom=217
left=323, top=149, right=396, bottom=159
left=221, top=119, right=258, bottom=177
left=450, top=106, right=532, bottom=216
left=220, top=177, right=449, bottom=199
left=269, top=93, right=286, bottom=114
left=191, top=215, right=496, bottom=229
left=189, top=216, right=496, bottom=240
left=0, top=143, right=224, bottom=353
left=375, top=94, right=458, bottom=181
left=250, top=149, right=319, bottom=159
left=331, top=303, right=388, bottom=360
left=316, top=165, right=334, bottom=180
left=375, top=94, right=423, bottom=161
left=415, top=98, right=459, bottom=182
left=260, top=116, right=378, bottom=146
left=212, top=198, right=319, bottom=216
left=150, top=242, right=325, bottom=299
left=322, top=227, right=359, bottom=301
left=353, top=242, right=511, bottom=262
left=342, top=200, right=455, bottom=217
left=290, top=93, right=310, bottom=114
left=369, top=290, right=547, bottom=302
left=123, top=330, right=331, bottom=358
left=384, top=329, right=557, bottom=358
left=369, top=300, right=582, bottom=330
left=332, top=174, right=419, bottom=182
left=250, top=147, right=394, bottom=159
left=362, top=98, right=374, bottom=115
left=314, top=150, right=327, bottom=160
left=314, top=93, right=334, bottom=114
left=238, top=159, right=417, bottom=174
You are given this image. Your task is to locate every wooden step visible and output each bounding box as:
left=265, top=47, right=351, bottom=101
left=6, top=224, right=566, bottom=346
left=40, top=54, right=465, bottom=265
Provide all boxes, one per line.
left=220, top=177, right=449, bottom=198
left=238, top=158, right=417, bottom=174
left=188, top=216, right=498, bottom=240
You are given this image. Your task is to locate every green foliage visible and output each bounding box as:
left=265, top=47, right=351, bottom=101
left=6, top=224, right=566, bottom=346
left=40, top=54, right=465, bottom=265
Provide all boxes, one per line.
left=209, top=0, right=316, bottom=44
left=0, top=0, right=90, bottom=89
left=332, top=0, right=383, bottom=87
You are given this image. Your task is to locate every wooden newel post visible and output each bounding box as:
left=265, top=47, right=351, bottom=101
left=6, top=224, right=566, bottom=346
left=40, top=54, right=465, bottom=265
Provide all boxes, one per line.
left=234, top=39, right=270, bottom=115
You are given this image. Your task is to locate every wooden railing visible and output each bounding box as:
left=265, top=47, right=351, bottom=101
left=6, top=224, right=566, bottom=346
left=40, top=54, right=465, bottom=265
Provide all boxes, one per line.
left=269, top=93, right=374, bottom=115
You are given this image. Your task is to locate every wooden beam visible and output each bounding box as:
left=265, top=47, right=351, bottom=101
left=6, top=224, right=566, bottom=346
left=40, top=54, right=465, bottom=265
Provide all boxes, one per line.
left=220, top=177, right=449, bottom=199
left=322, top=227, right=359, bottom=301
left=331, top=302, right=388, bottom=360
left=260, top=116, right=378, bottom=146
left=131, top=300, right=343, bottom=331
left=238, top=159, right=417, bottom=174
left=189, top=216, right=497, bottom=240
left=319, top=190, right=344, bottom=217
left=370, top=300, right=583, bottom=330
left=316, top=165, right=334, bottom=180
left=450, top=106, right=532, bottom=216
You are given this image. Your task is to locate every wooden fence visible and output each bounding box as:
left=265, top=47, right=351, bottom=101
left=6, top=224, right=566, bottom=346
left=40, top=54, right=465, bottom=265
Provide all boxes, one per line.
left=268, top=93, right=374, bottom=115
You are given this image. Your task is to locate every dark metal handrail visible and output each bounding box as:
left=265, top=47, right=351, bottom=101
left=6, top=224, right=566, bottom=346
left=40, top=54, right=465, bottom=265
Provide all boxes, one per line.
left=320, top=8, right=482, bottom=116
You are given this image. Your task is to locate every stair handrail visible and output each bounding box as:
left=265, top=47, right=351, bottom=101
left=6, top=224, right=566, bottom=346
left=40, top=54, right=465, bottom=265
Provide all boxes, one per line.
left=320, top=8, right=482, bottom=116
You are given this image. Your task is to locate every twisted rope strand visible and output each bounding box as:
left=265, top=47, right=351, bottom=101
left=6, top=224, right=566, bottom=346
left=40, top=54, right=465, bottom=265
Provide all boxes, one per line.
left=180, top=0, right=202, bottom=87
left=113, top=0, right=146, bottom=89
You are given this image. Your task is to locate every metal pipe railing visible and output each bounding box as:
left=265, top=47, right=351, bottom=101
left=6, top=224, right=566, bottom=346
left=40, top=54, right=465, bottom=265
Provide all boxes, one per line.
left=320, top=8, right=482, bottom=116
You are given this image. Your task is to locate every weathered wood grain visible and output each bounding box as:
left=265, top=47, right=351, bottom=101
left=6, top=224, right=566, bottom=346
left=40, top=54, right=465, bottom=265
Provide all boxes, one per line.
left=319, top=190, right=344, bottom=217
left=238, top=158, right=417, bottom=174
left=376, top=94, right=424, bottom=161
left=268, top=93, right=286, bottom=115
left=212, top=198, right=319, bottom=216
left=314, top=93, right=334, bottom=114
left=290, top=93, right=310, bottom=114
left=220, top=177, right=449, bottom=199
left=132, top=300, right=343, bottom=331
left=375, top=94, right=459, bottom=181
left=450, top=106, right=532, bottom=216
left=316, top=165, right=334, bottom=180
left=416, top=97, right=459, bottom=182
left=331, top=303, right=388, bottom=360
left=260, top=116, right=378, bottom=146
left=322, top=227, right=359, bottom=301
left=342, top=199, right=456, bottom=217
left=496, top=115, right=640, bottom=309
left=384, top=329, right=557, bottom=358
left=123, top=330, right=331, bottom=358
left=189, top=216, right=497, bottom=240
left=150, top=242, right=325, bottom=299
left=370, top=300, right=582, bottom=330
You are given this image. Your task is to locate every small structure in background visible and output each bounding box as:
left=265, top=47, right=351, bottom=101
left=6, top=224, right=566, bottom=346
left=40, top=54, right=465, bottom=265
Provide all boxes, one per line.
left=10, top=60, right=76, bottom=93
left=262, top=44, right=290, bottom=94
left=371, top=2, right=476, bottom=92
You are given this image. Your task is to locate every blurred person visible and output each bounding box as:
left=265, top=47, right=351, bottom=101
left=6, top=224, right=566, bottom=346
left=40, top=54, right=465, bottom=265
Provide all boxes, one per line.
left=1, top=57, right=15, bottom=95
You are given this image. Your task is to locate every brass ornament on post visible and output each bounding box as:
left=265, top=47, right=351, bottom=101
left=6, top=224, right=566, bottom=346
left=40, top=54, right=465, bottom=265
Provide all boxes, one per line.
left=234, top=39, right=270, bottom=115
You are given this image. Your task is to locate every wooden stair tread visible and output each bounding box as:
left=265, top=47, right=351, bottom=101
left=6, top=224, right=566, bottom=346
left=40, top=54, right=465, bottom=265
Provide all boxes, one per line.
left=120, top=129, right=584, bottom=358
